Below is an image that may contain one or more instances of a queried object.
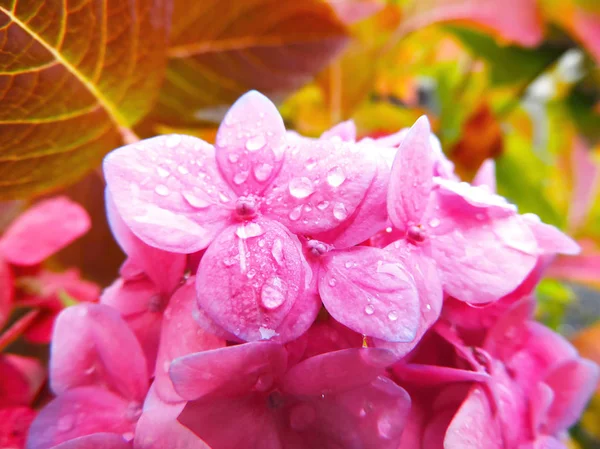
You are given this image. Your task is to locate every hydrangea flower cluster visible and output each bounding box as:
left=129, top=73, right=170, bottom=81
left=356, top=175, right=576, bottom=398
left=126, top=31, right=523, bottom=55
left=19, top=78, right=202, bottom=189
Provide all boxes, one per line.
left=24, top=92, right=598, bottom=449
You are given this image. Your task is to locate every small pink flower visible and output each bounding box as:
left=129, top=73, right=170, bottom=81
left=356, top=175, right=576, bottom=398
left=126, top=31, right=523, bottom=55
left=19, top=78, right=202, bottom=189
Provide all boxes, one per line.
left=104, top=91, right=387, bottom=342
left=27, top=304, right=149, bottom=449
left=169, top=342, right=410, bottom=449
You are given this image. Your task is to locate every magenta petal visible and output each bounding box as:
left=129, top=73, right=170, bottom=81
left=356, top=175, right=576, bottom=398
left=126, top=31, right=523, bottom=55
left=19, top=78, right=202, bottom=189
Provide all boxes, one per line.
left=320, top=120, right=357, bottom=142
left=530, top=382, right=554, bottom=434
left=50, top=304, right=147, bottom=402
left=106, top=191, right=186, bottom=292
left=154, top=278, right=225, bottom=403
left=262, top=139, right=378, bottom=236
left=0, top=258, right=14, bottom=329
left=542, top=358, right=599, bottom=434
left=523, top=214, right=580, bottom=256
left=0, top=197, right=90, bottom=266
left=103, top=134, right=234, bottom=253
left=281, top=348, right=395, bottom=396
left=0, top=354, right=46, bottom=406
left=178, top=394, right=280, bottom=449
left=319, top=246, right=420, bottom=342
left=26, top=387, right=135, bottom=449
left=444, top=387, right=503, bottom=449
left=170, top=342, right=287, bottom=400
left=196, top=219, right=312, bottom=342
left=387, top=116, right=433, bottom=232
left=472, top=159, right=497, bottom=193
left=215, top=91, right=286, bottom=196
left=101, top=277, right=158, bottom=317
left=50, top=434, right=131, bottom=449
left=519, top=436, right=568, bottom=449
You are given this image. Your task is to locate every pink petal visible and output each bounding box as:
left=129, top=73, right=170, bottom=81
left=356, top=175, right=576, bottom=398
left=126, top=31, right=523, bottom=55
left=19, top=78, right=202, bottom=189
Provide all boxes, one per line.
left=542, top=358, right=599, bottom=434
left=520, top=436, right=568, bottom=449
left=50, top=304, right=148, bottom=403
left=319, top=246, right=420, bottom=342
left=472, top=159, right=497, bottom=193
left=530, top=382, right=554, bottom=434
left=428, top=195, right=538, bottom=304
left=169, top=342, right=287, bottom=401
left=50, top=434, right=131, bottom=449
left=282, top=348, right=395, bottom=396
left=0, top=258, right=13, bottom=329
left=154, top=278, right=225, bottom=403
left=387, top=116, right=434, bottom=232
left=374, top=242, right=443, bottom=357
left=178, top=394, right=280, bottom=449
left=262, top=139, right=378, bottom=236
left=26, top=387, right=136, bottom=449
left=103, top=134, right=234, bottom=254
left=444, top=386, right=503, bottom=449
left=484, top=298, right=535, bottom=358
left=0, top=197, right=90, bottom=266
left=196, top=219, right=313, bottom=342
left=320, top=120, right=357, bottom=141
left=0, top=355, right=45, bottom=407
left=317, top=153, right=390, bottom=248
left=568, top=137, right=599, bottom=231
left=300, top=316, right=363, bottom=360
left=523, top=214, right=580, bottom=255
left=106, top=191, right=186, bottom=293
left=215, top=91, right=286, bottom=196
left=135, top=386, right=209, bottom=449
left=0, top=406, right=36, bottom=448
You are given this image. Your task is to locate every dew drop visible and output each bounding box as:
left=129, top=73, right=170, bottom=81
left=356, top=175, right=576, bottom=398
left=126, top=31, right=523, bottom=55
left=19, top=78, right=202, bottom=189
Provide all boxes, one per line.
left=154, top=184, right=170, bottom=196
left=219, top=192, right=230, bottom=203
left=271, top=238, right=284, bottom=265
left=386, top=227, right=393, bottom=233
left=365, top=304, right=375, bottom=315
left=57, top=415, right=74, bottom=432
left=345, top=261, right=353, bottom=269
left=429, top=218, right=441, bottom=228
left=259, top=327, right=277, bottom=340
left=305, top=158, right=317, bottom=170
left=253, top=163, right=273, bottom=182
left=388, top=310, right=399, bottom=321
left=289, top=205, right=303, bottom=221
left=166, top=134, right=181, bottom=148
left=289, top=177, right=314, bottom=199
left=426, top=304, right=432, bottom=311
left=246, top=134, right=266, bottom=151
left=247, top=268, right=257, bottom=279
left=123, top=432, right=135, bottom=442
left=328, top=278, right=337, bottom=287
left=182, top=191, right=210, bottom=208
left=233, top=171, right=249, bottom=185
left=317, top=201, right=329, bottom=211
left=228, top=153, right=240, bottom=163
left=261, top=277, right=286, bottom=310
left=333, top=202, right=348, bottom=221
left=236, top=222, right=264, bottom=239
left=156, top=166, right=170, bottom=178
left=177, top=165, right=189, bottom=175
left=326, top=166, right=346, bottom=187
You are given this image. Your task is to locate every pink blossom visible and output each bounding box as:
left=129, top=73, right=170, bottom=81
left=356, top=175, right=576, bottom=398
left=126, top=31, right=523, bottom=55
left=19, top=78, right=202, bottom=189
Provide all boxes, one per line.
left=26, top=304, right=149, bottom=449
left=168, top=342, right=410, bottom=449
left=104, top=91, right=387, bottom=342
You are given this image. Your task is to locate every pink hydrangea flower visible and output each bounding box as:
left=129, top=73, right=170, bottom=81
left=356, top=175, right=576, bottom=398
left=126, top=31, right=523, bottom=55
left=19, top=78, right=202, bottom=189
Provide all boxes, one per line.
left=169, top=342, right=410, bottom=449
left=27, top=304, right=149, bottom=449
left=104, top=91, right=388, bottom=343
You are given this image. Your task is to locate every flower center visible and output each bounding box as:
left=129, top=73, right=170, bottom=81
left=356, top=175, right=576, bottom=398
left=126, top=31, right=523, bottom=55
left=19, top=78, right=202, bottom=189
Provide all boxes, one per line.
left=148, top=293, right=166, bottom=312
left=407, top=224, right=426, bottom=244
left=125, top=401, right=142, bottom=422
left=267, top=389, right=285, bottom=410
left=235, top=195, right=259, bottom=219
left=306, top=239, right=331, bottom=257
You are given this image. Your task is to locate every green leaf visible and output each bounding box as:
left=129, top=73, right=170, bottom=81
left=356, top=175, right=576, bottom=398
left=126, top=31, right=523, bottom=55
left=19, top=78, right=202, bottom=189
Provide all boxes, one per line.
left=447, top=26, right=563, bottom=86
left=0, top=0, right=170, bottom=199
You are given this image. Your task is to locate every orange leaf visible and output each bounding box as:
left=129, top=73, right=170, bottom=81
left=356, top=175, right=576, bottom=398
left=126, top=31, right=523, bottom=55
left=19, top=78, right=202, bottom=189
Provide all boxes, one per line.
left=0, top=0, right=170, bottom=199
left=152, top=0, right=349, bottom=127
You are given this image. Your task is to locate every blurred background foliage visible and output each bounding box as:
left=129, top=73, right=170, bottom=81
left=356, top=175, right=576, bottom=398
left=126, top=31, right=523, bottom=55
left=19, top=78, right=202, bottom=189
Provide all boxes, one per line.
left=0, top=0, right=599, bottom=445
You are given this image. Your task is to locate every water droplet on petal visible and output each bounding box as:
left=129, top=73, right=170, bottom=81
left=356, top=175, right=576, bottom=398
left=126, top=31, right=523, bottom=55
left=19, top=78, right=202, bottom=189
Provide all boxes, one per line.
left=386, top=227, right=393, bottom=233
left=254, top=373, right=274, bottom=392
left=182, top=191, right=210, bottom=208
left=378, top=410, right=401, bottom=439
left=247, top=268, right=257, bottom=279
left=253, top=163, right=273, bottom=182
left=429, top=218, right=441, bottom=228
left=155, top=184, right=170, bottom=196
left=317, top=201, right=329, bottom=210
left=233, top=171, right=249, bottom=185
left=228, top=153, right=239, bottom=163
left=289, top=177, right=314, bottom=199
left=123, top=432, right=135, bottom=442
left=57, top=415, right=74, bottom=432
left=345, top=261, right=353, bottom=269
left=289, top=205, right=303, bottom=221
left=261, top=277, right=286, bottom=310
left=333, top=202, right=348, bottom=221
left=166, top=135, right=181, bottom=148
left=388, top=310, right=398, bottom=321
left=365, top=304, right=375, bottom=315
left=259, top=327, right=277, bottom=340
left=177, top=165, right=189, bottom=175
left=271, top=239, right=284, bottom=265
left=219, top=192, right=230, bottom=203
left=326, top=166, right=346, bottom=187
left=236, top=222, right=264, bottom=239
left=156, top=167, right=170, bottom=178
left=426, top=304, right=432, bottom=311
left=246, top=134, right=266, bottom=151
left=328, top=278, right=337, bottom=287
left=305, top=158, right=317, bottom=170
